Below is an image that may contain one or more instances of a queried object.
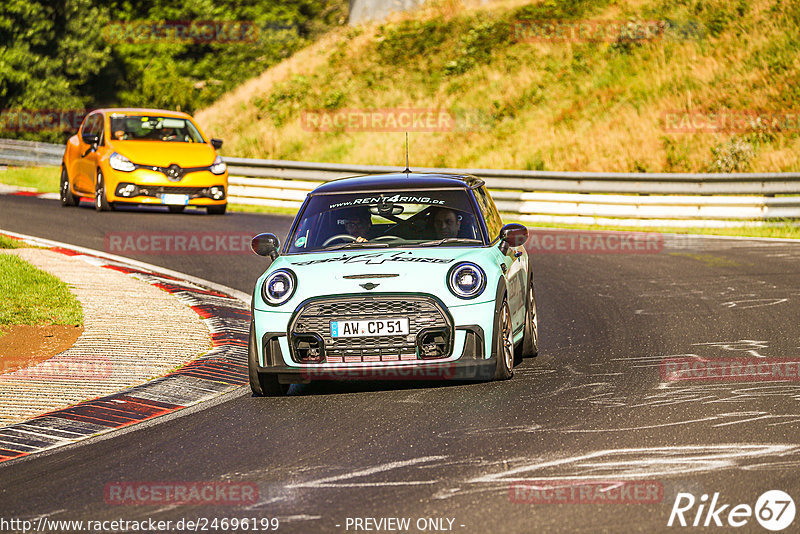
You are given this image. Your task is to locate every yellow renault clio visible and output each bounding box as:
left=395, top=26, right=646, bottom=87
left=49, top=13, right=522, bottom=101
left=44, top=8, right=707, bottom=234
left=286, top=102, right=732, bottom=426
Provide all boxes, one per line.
left=60, top=108, right=228, bottom=214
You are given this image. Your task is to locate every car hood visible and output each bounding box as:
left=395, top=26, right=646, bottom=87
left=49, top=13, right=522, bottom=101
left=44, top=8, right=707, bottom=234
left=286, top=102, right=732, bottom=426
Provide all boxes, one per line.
left=109, top=141, right=217, bottom=167
left=255, top=246, right=504, bottom=311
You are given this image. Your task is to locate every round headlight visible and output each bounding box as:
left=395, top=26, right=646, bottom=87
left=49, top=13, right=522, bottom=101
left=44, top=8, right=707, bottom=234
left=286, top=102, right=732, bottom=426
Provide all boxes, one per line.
left=261, top=269, right=296, bottom=306
left=447, top=262, right=486, bottom=299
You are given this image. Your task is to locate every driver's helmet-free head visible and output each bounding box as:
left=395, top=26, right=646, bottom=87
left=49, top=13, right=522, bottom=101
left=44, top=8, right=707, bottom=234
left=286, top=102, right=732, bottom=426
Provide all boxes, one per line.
left=337, top=207, right=372, bottom=237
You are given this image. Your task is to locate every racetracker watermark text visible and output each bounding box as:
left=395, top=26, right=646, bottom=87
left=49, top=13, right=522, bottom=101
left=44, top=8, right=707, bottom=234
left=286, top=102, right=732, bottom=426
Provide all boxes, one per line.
left=2, top=357, right=111, bottom=380
left=525, top=230, right=664, bottom=254
left=0, top=109, right=88, bottom=132
left=663, top=110, right=800, bottom=133
left=300, top=108, right=491, bottom=132
left=661, top=358, right=800, bottom=382
left=104, top=482, right=258, bottom=506
left=301, top=364, right=456, bottom=380
left=510, top=480, right=664, bottom=504
left=105, top=232, right=253, bottom=255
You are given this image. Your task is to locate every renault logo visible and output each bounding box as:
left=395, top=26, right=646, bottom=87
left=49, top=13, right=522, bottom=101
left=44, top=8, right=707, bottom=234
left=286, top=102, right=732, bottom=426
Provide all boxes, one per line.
left=165, top=164, right=183, bottom=181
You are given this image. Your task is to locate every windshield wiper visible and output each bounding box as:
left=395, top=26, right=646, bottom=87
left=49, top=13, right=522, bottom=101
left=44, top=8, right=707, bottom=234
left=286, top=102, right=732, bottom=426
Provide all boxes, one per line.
left=414, top=238, right=481, bottom=247
left=320, top=241, right=391, bottom=251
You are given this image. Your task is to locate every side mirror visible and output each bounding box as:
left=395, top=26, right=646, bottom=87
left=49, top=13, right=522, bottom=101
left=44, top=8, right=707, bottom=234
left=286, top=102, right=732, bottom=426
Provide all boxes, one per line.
left=82, top=133, right=99, bottom=146
left=210, top=138, right=223, bottom=149
left=251, top=233, right=280, bottom=260
left=499, top=223, right=528, bottom=251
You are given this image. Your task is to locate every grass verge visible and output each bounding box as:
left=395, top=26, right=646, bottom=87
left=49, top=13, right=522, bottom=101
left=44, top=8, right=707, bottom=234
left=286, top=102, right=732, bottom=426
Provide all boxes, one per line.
left=0, top=253, right=83, bottom=327
left=0, top=235, right=28, bottom=249
left=0, top=166, right=59, bottom=193
left=228, top=203, right=301, bottom=216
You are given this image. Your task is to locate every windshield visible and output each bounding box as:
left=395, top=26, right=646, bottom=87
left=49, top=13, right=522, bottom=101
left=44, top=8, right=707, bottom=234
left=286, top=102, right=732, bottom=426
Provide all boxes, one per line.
left=286, top=190, right=484, bottom=253
left=108, top=115, right=205, bottom=142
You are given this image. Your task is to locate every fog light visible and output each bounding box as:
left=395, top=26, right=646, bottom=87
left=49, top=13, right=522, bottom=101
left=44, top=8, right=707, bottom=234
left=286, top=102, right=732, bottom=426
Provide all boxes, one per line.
left=291, top=333, right=324, bottom=363
left=417, top=328, right=449, bottom=359
left=208, top=186, right=225, bottom=200
left=115, top=183, right=139, bottom=197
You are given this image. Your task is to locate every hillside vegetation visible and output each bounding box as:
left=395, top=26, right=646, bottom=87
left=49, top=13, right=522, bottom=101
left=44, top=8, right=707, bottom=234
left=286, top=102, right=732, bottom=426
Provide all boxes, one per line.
left=196, top=0, right=800, bottom=173
left=0, top=0, right=347, bottom=142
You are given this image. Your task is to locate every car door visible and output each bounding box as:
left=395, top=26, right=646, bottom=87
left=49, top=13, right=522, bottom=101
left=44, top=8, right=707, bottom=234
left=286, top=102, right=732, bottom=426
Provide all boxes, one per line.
left=476, top=186, right=527, bottom=328
left=75, top=113, right=102, bottom=194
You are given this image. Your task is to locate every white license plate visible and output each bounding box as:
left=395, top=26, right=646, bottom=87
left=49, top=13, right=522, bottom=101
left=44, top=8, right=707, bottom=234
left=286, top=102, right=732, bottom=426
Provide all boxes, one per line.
left=331, top=318, right=409, bottom=338
left=161, top=194, right=189, bottom=205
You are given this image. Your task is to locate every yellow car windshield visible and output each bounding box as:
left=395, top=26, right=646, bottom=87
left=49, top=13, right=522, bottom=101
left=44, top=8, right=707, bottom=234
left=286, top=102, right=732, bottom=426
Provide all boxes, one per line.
left=108, top=115, right=205, bottom=143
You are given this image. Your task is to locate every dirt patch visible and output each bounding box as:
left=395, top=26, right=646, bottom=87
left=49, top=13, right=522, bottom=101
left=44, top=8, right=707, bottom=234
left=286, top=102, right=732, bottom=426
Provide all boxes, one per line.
left=0, top=324, right=83, bottom=374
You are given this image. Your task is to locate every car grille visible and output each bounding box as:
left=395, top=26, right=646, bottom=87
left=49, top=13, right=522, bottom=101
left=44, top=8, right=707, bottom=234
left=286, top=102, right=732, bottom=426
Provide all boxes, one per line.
left=289, top=295, right=451, bottom=363
left=137, top=186, right=208, bottom=198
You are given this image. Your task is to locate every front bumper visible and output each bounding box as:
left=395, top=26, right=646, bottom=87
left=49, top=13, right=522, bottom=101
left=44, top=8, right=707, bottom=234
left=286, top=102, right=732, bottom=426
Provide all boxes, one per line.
left=104, top=167, right=227, bottom=205
left=261, top=358, right=498, bottom=383
left=252, top=296, right=497, bottom=382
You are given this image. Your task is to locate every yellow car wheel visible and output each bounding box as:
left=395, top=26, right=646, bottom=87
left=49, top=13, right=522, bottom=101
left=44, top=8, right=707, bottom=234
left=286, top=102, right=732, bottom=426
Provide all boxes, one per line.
left=95, top=171, right=113, bottom=212
left=60, top=167, right=77, bottom=207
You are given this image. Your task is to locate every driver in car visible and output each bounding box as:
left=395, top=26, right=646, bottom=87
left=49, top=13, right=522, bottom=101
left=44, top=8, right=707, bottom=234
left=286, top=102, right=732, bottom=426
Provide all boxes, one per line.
left=341, top=208, right=375, bottom=242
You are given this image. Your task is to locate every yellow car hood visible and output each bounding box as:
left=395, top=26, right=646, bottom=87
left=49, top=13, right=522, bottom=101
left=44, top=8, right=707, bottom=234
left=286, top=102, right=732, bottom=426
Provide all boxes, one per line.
left=110, top=141, right=218, bottom=167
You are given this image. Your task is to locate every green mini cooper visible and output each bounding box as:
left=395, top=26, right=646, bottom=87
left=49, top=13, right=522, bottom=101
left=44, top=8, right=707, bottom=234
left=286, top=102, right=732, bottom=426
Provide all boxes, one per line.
left=248, top=173, right=538, bottom=395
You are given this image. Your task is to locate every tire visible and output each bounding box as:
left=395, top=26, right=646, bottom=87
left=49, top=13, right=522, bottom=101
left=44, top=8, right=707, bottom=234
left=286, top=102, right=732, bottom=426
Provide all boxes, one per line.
left=168, top=205, right=186, bottom=214
left=207, top=204, right=227, bottom=215
left=516, top=273, right=539, bottom=358
left=248, top=321, right=289, bottom=396
left=493, top=296, right=514, bottom=380
left=60, top=167, right=76, bottom=207
left=94, top=171, right=112, bottom=212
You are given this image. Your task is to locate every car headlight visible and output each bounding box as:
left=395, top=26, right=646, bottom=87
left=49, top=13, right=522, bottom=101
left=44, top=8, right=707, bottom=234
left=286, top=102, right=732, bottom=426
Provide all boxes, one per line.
left=109, top=152, right=135, bottom=172
left=447, top=262, right=486, bottom=299
left=261, top=269, right=296, bottom=306
left=210, top=155, right=227, bottom=175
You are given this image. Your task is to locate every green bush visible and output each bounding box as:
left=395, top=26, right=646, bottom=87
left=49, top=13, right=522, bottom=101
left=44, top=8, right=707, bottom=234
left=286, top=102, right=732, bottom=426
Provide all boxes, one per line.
left=253, top=75, right=311, bottom=127
left=706, top=137, right=755, bottom=173
left=0, top=0, right=348, bottom=142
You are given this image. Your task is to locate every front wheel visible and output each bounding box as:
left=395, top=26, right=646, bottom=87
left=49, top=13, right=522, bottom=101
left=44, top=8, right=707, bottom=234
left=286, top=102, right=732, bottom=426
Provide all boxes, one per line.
left=207, top=204, right=227, bottom=215
left=60, top=167, right=76, bottom=207
left=248, top=321, right=289, bottom=396
left=493, top=297, right=514, bottom=380
left=95, top=171, right=112, bottom=212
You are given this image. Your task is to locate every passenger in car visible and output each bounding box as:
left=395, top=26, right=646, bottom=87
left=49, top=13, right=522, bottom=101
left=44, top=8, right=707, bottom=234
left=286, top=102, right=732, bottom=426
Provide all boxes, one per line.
left=431, top=207, right=462, bottom=239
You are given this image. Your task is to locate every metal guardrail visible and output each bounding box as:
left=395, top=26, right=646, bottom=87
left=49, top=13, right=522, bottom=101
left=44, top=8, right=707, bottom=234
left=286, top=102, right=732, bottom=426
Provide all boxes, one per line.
left=224, top=157, right=800, bottom=227
left=3, top=139, right=800, bottom=227
left=0, top=138, right=63, bottom=167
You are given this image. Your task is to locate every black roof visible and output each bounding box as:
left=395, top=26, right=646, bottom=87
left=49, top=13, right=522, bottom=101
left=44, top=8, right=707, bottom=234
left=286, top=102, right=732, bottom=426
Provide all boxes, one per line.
left=310, top=173, right=484, bottom=195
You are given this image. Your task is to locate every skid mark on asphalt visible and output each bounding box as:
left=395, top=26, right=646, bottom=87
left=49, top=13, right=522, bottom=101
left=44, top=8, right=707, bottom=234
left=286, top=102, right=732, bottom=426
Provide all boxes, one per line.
left=722, top=298, right=788, bottom=309
left=262, top=445, right=799, bottom=504
left=286, top=456, right=449, bottom=489
left=633, top=382, right=800, bottom=408
left=467, top=444, right=799, bottom=483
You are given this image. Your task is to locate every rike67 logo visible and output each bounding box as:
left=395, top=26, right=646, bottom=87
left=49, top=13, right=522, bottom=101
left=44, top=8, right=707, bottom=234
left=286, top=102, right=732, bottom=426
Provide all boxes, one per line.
left=668, top=490, right=795, bottom=531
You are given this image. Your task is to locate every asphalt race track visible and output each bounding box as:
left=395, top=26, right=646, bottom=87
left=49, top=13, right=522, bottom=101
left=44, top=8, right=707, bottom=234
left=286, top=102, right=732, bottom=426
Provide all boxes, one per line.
left=2, top=194, right=800, bottom=533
